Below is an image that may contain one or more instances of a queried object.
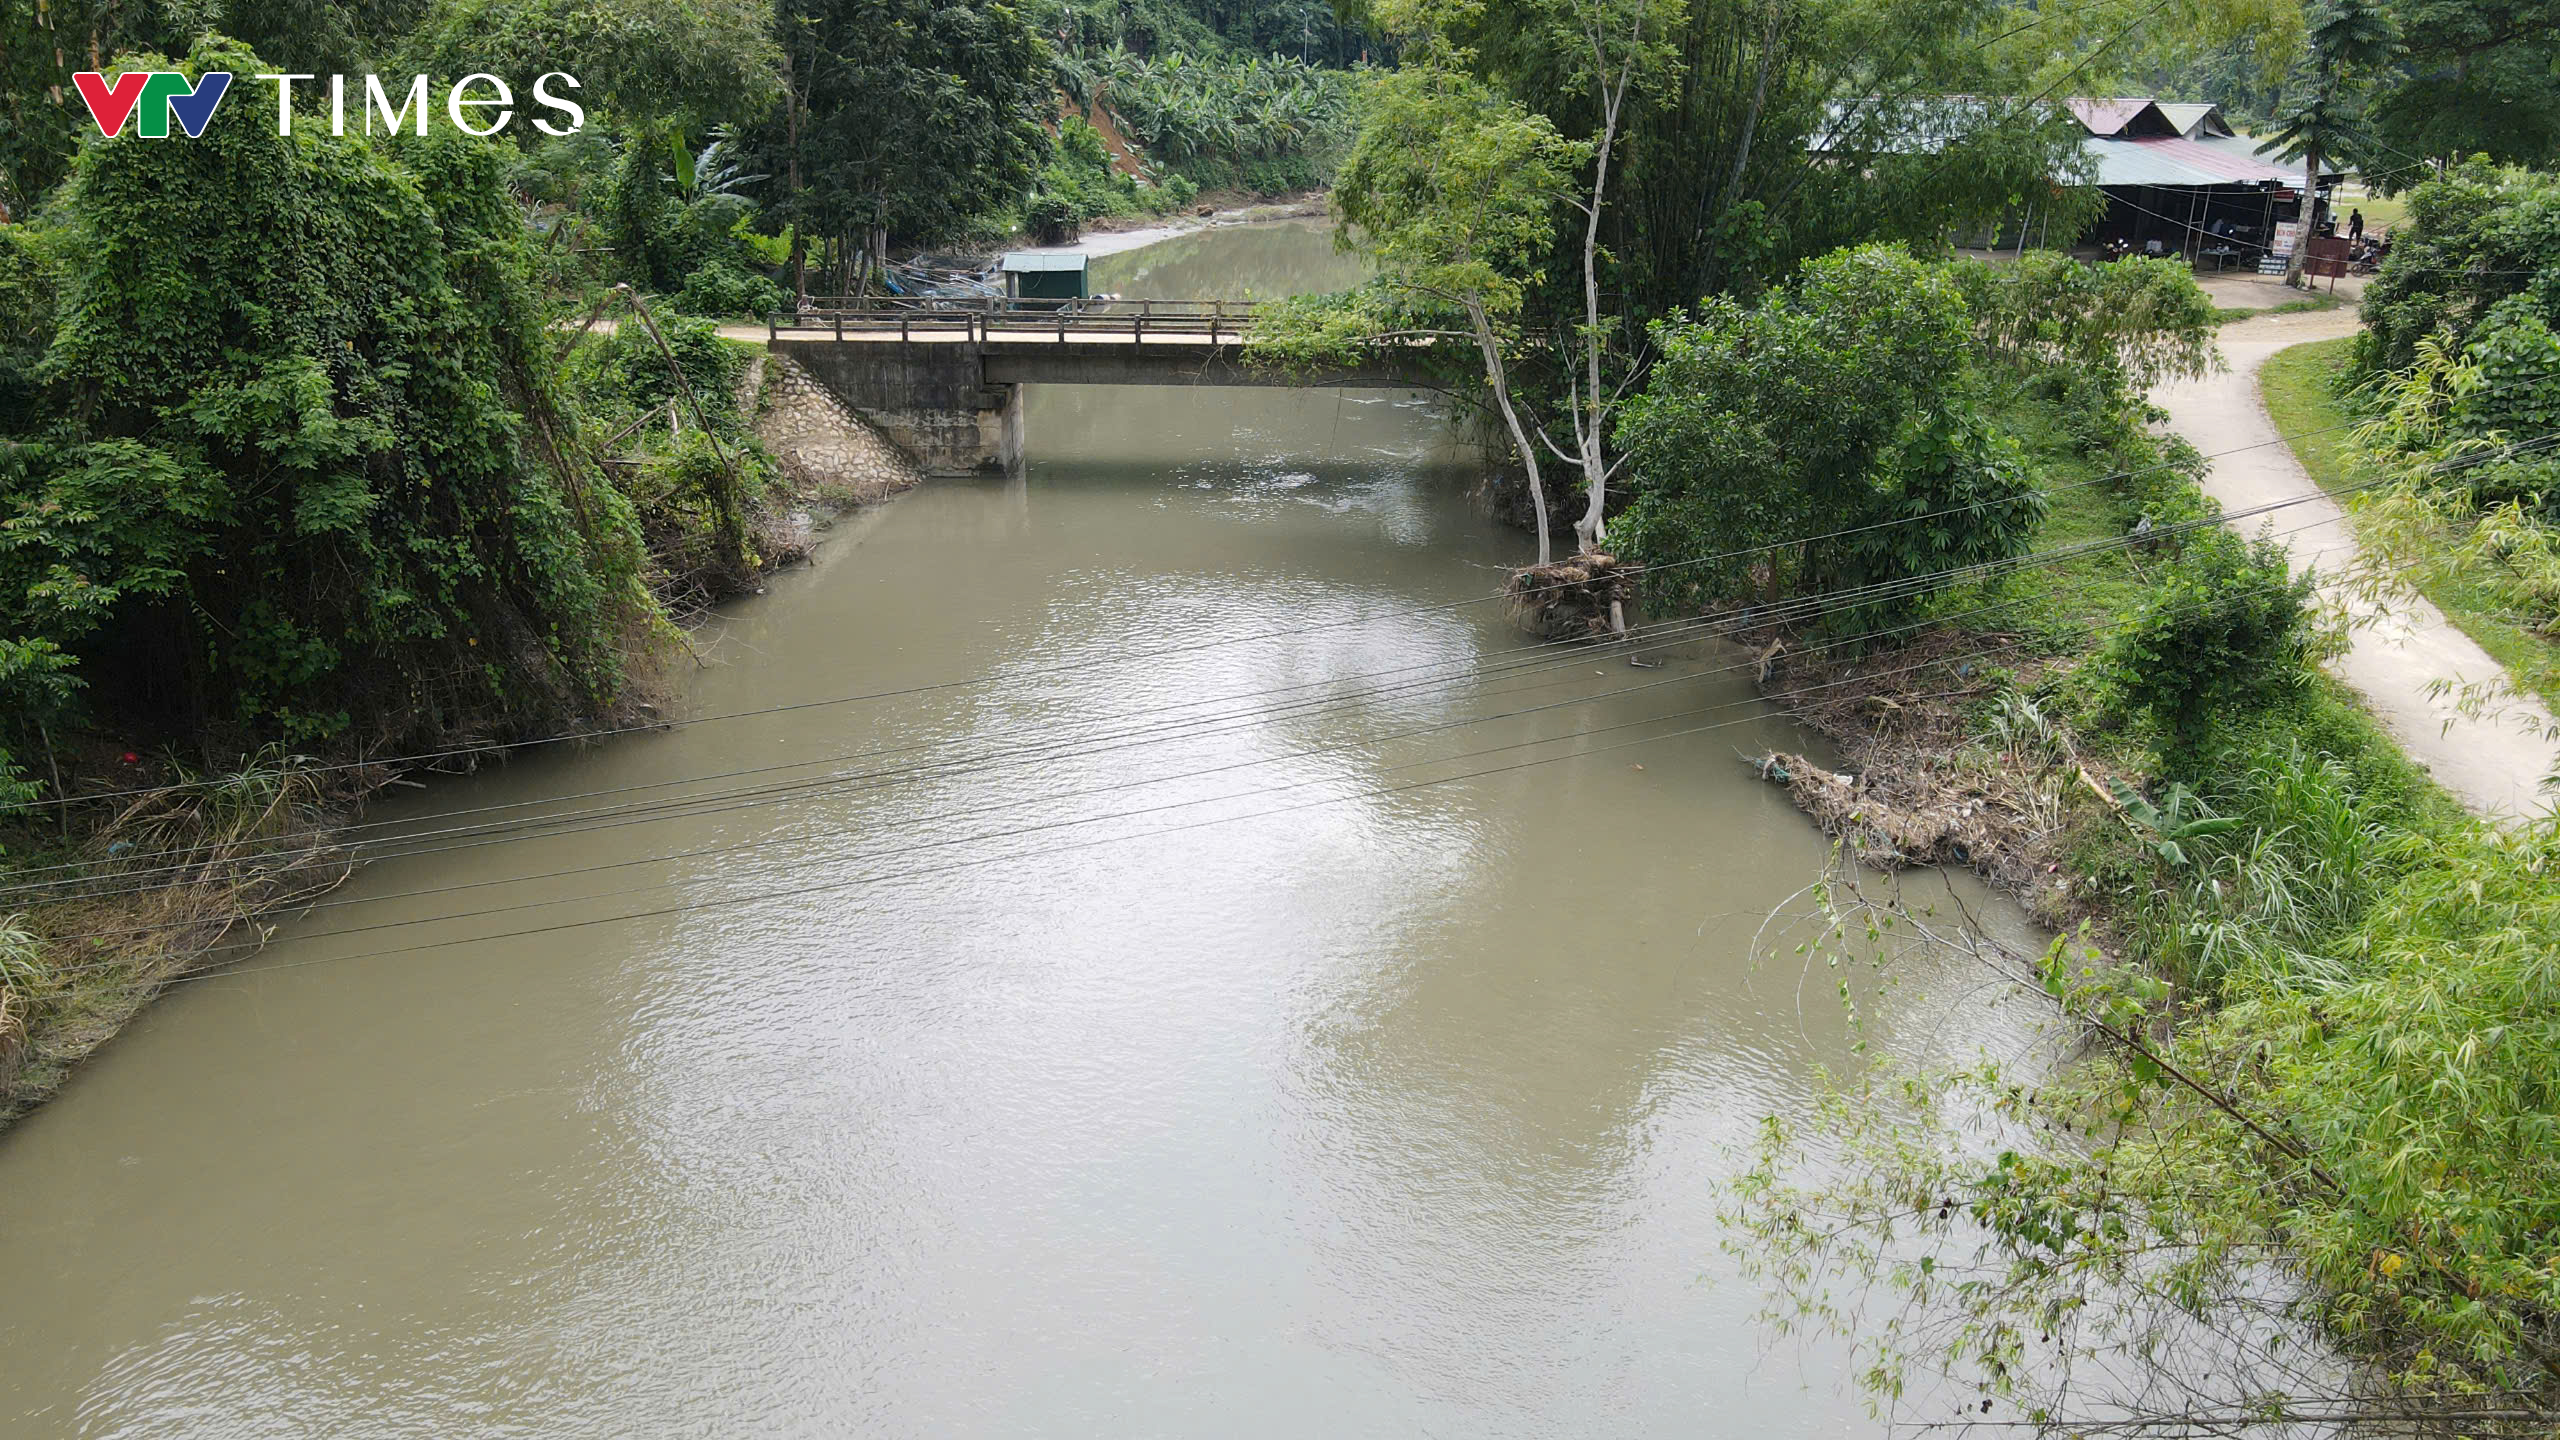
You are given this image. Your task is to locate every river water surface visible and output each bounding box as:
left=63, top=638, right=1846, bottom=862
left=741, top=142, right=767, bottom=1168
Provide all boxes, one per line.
left=0, top=220, right=2048, bottom=1437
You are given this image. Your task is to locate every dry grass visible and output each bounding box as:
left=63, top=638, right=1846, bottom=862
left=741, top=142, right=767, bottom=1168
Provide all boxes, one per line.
left=0, top=752, right=355, bottom=1124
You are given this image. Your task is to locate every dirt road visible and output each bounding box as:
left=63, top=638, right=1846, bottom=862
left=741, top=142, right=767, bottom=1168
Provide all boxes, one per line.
left=2152, top=309, right=2558, bottom=821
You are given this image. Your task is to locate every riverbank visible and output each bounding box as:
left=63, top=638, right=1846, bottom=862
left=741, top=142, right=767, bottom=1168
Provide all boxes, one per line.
left=1734, top=318, right=2560, bottom=1421
left=1033, top=193, right=1332, bottom=262
left=0, top=211, right=1324, bottom=1130
left=0, top=334, right=924, bottom=1128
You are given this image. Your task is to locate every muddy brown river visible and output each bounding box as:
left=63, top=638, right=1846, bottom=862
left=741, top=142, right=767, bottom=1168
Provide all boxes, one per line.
left=0, top=221, right=2047, bottom=1437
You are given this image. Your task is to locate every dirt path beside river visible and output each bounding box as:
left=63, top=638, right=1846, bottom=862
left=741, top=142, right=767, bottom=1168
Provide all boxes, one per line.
left=2151, top=310, right=2559, bottom=821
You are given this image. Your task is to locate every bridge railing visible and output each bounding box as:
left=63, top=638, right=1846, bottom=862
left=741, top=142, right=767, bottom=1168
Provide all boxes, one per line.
left=767, top=298, right=1256, bottom=345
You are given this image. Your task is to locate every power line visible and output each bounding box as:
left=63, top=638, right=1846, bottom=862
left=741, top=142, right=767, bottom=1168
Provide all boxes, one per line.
left=23, top=421, right=2551, bottom=903
left=36, top=482, right=2424, bottom=958
left=5, top=564, right=2007, bottom=906
left=0, top=410, right=2387, bottom=840
left=43, top=412, right=2509, bottom=981
left=0, top=406, right=2388, bottom=821
left=72, top=635, right=2038, bottom=986
left=0, top=466, right=2334, bottom=904
left=14, top=420, right=2551, bottom=911
left=116, top=524, right=2378, bottom=992
left=41, top=586, right=2056, bottom=943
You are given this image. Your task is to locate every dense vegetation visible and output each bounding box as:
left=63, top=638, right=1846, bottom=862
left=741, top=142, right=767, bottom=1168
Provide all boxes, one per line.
left=1660, top=240, right=2560, bottom=1432
left=2317, top=163, right=2560, bottom=706
left=0, top=0, right=1377, bottom=801
left=0, top=0, right=1374, bottom=1117
left=1, top=39, right=648, bottom=799
left=1073, top=48, right=1357, bottom=194
left=6, top=0, right=2560, bottom=1428
left=1614, top=247, right=2049, bottom=628
left=1256, top=0, right=2115, bottom=559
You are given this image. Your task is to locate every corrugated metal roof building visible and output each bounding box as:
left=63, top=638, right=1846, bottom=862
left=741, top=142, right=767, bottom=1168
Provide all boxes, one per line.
left=1815, top=96, right=2344, bottom=263
left=2067, top=99, right=2343, bottom=264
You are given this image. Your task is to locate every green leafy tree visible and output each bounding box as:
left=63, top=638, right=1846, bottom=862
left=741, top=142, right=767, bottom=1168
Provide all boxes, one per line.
left=405, top=0, right=780, bottom=136
left=1315, top=0, right=2102, bottom=573
left=0, top=224, right=63, bottom=434
left=1, top=0, right=409, bottom=214
left=741, top=0, right=1052, bottom=293
left=1436, top=0, right=2104, bottom=324
left=1613, top=245, right=2042, bottom=623
left=2366, top=0, right=2560, bottom=175
left=1304, top=63, right=1589, bottom=563
left=6, top=36, right=644, bottom=757
left=1956, top=252, right=2223, bottom=395
left=1086, top=48, right=1357, bottom=193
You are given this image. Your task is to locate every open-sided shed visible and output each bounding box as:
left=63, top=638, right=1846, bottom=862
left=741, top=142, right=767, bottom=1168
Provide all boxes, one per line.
left=2070, top=100, right=2344, bottom=267
left=1811, top=96, right=2347, bottom=266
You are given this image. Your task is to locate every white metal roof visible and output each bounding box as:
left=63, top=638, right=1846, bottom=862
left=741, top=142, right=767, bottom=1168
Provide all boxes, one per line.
left=1000, top=252, right=1090, bottom=273
left=2084, top=132, right=2329, bottom=188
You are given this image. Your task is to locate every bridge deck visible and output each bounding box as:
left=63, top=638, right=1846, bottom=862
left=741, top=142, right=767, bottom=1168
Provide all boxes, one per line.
left=770, top=300, right=1252, bottom=347
left=766, top=302, right=1436, bottom=389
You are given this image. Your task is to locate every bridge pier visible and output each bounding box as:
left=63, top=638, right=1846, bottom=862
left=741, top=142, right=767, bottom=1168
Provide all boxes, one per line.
left=772, top=340, right=1022, bottom=476
left=769, top=312, right=1430, bottom=478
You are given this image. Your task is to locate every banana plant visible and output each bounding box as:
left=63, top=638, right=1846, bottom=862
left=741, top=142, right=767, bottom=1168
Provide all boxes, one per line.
left=2107, top=779, right=2243, bottom=870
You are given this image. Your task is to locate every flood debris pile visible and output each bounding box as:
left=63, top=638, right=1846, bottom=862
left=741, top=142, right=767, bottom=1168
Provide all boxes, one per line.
left=1750, top=634, right=2130, bottom=924
left=1506, top=553, right=1637, bottom=641
left=1749, top=751, right=2022, bottom=875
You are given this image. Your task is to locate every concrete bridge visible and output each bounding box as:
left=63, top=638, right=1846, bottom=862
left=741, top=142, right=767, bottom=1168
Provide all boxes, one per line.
left=765, top=301, right=1434, bottom=474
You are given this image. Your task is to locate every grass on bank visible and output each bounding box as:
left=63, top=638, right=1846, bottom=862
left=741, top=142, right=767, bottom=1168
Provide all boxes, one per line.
left=1954, top=384, right=2459, bottom=835
left=2260, top=336, right=2560, bottom=706
left=2209, top=293, right=2346, bottom=326
left=1746, top=356, right=2560, bottom=1421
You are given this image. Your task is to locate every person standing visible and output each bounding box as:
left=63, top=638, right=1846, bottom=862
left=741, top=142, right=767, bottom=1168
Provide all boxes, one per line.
left=2349, top=207, right=2365, bottom=241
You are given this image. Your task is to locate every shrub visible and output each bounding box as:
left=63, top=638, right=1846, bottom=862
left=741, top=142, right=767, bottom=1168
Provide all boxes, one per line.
left=2451, top=296, right=2560, bottom=441
left=669, top=261, right=783, bottom=320
left=2357, top=160, right=2560, bottom=374
left=1615, top=246, right=2040, bottom=625
left=2101, top=529, right=2321, bottom=753
left=1821, top=403, right=2046, bottom=630
left=566, top=315, right=750, bottom=431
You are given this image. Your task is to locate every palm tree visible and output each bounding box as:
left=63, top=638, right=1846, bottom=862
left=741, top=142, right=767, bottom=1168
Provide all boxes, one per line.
left=2257, top=0, right=2396, bottom=287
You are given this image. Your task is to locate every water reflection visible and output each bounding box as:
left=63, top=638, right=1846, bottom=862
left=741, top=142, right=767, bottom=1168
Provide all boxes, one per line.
left=1093, top=217, right=1371, bottom=301
left=0, top=222, right=2053, bottom=1439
